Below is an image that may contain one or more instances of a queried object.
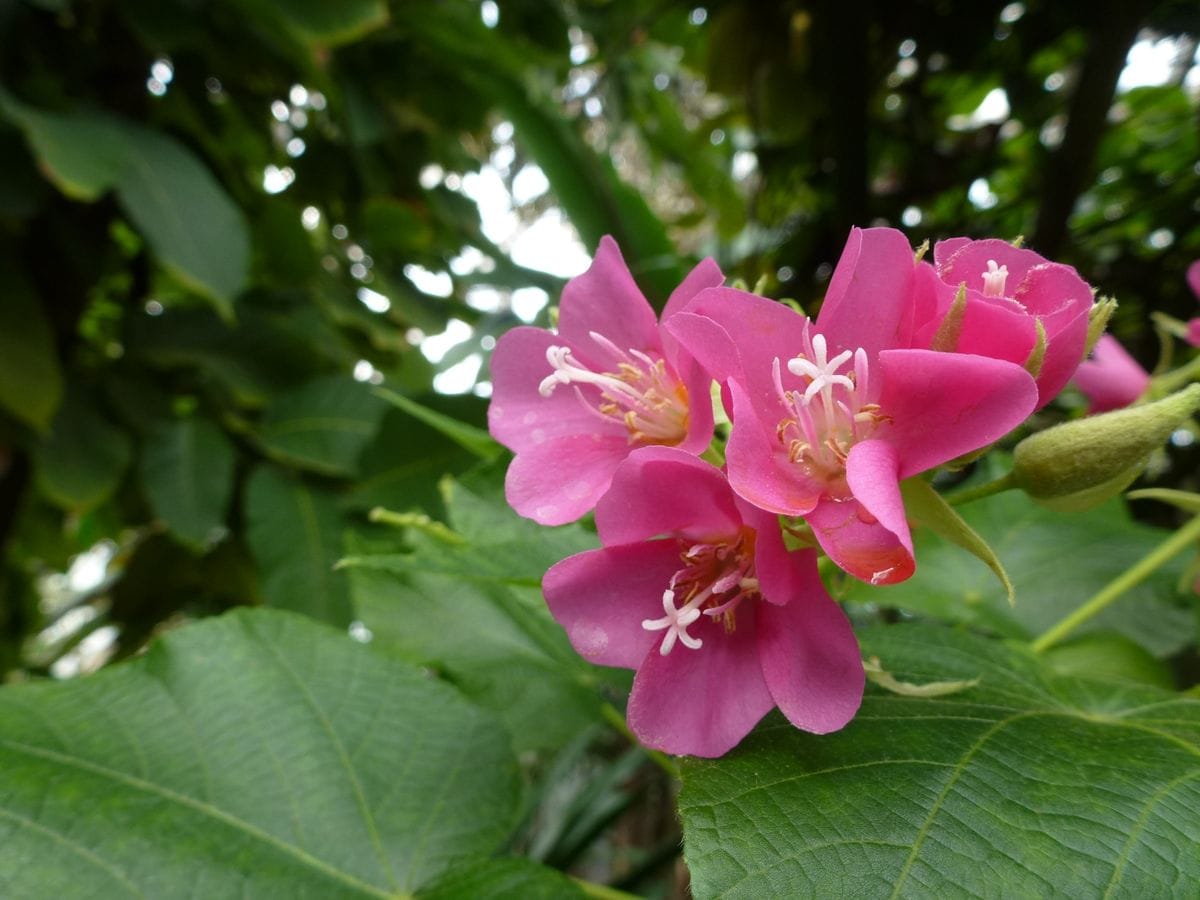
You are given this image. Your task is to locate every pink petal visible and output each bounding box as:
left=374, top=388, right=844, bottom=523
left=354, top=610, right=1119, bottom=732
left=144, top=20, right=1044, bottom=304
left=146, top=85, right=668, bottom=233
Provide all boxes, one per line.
left=724, top=380, right=823, bottom=516
left=543, top=542, right=685, bottom=669
left=817, top=227, right=917, bottom=357
left=1188, top=260, right=1200, bottom=300
left=627, top=603, right=774, bottom=757
left=1188, top=318, right=1200, bottom=349
left=557, top=236, right=662, bottom=368
left=662, top=257, right=726, bottom=322
left=757, top=558, right=864, bottom=733
left=1015, top=262, right=1093, bottom=325
left=1014, top=265, right=1092, bottom=406
left=1072, top=335, right=1150, bottom=413
left=876, top=349, right=1037, bottom=477
left=663, top=309, right=744, bottom=387
left=734, top=495, right=800, bottom=606
left=675, top=354, right=717, bottom=455
left=595, top=447, right=741, bottom=546
left=934, top=237, right=1040, bottom=294
left=505, top=432, right=630, bottom=525
left=912, top=264, right=1038, bottom=363
left=846, top=439, right=912, bottom=558
left=671, top=288, right=806, bottom=405
left=806, top=495, right=915, bottom=587
left=488, top=327, right=626, bottom=452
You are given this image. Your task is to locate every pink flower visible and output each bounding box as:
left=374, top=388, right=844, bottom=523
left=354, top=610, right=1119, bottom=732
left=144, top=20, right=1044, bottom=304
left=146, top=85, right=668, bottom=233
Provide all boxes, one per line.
left=488, top=237, right=723, bottom=525
left=1187, top=260, right=1200, bottom=348
left=669, top=227, right=1038, bottom=585
left=1072, top=335, right=1150, bottom=413
left=912, top=237, right=1095, bottom=409
left=543, top=447, right=863, bottom=757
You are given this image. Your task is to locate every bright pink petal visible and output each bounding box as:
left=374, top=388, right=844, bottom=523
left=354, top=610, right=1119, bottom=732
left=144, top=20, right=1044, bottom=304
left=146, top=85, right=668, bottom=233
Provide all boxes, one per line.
left=543, top=542, right=684, bottom=669
left=672, top=288, right=807, bottom=405
left=505, top=432, right=629, bottom=525
left=1188, top=318, right=1200, bottom=348
left=664, top=309, right=744, bottom=387
left=877, top=349, right=1037, bottom=477
left=595, top=447, right=741, bottom=546
left=1016, top=265, right=1092, bottom=406
left=488, top=327, right=625, bottom=452
left=806, top=495, right=915, bottom=586
left=724, top=380, right=822, bottom=516
left=627, top=604, right=774, bottom=757
left=557, top=236, right=661, bottom=368
left=846, top=439, right=912, bottom=559
left=757, top=560, right=864, bottom=733
left=1016, top=262, right=1093, bottom=323
left=1188, top=261, right=1200, bottom=300
left=734, top=496, right=800, bottom=606
left=662, top=257, right=725, bottom=322
left=912, top=264, right=1038, bottom=364
left=675, top=354, right=716, bottom=455
left=934, top=238, right=1040, bottom=294
left=817, top=227, right=917, bottom=357
left=1072, top=335, right=1150, bottom=413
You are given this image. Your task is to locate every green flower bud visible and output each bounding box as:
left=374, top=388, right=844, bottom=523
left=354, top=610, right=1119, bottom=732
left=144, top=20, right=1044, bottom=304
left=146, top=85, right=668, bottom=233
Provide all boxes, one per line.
left=1012, top=384, right=1200, bottom=512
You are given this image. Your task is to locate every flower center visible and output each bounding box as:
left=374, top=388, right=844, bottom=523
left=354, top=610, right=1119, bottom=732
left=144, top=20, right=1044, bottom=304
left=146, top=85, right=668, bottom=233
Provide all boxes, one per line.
left=981, top=259, right=1009, bottom=298
left=774, top=333, right=887, bottom=490
left=641, top=528, right=759, bottom=655
left=537, top=331, right=689, bottom=445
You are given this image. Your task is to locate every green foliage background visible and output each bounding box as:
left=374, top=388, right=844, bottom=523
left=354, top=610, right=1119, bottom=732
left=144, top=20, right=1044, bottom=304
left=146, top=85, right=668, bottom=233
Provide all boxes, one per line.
left=0, top=1, right=1198, bottom=897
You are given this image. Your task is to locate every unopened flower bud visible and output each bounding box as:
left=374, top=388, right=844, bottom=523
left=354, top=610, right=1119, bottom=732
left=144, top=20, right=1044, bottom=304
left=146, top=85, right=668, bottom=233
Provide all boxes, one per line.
left=1012, top=384, right=1200, bottom=511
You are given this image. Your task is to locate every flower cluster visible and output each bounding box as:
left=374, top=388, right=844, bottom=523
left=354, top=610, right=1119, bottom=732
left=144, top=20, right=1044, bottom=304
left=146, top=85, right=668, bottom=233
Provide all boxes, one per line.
left=489, top=228, right=1095, bottom=757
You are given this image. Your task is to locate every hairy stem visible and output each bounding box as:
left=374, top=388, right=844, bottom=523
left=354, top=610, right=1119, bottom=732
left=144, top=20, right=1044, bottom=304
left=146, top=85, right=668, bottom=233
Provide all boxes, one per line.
left=600, top=702, right=679, bottom=779
left=945, top=471, right=1017, bottom=506
left=1030, top=513, right=1200, bottom=653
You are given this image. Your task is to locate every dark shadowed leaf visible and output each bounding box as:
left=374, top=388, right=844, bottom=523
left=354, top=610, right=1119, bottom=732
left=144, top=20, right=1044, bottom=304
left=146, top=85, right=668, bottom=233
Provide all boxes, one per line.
left=34, top=390, right=132, bottom=512
left=0, top=94, right=249, bottom=316
left=0, top=255, right=61, bottom=431
left=258, top=377, right=387, bottom=478
left=139, top=416, right=235, bottom=550
left=245, top=466, right=352, bottom=626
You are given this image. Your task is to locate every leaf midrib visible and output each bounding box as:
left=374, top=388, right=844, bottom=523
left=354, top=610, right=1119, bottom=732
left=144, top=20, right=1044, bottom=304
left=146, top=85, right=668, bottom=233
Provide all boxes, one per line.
left=0, top=739, right=407, bottom=900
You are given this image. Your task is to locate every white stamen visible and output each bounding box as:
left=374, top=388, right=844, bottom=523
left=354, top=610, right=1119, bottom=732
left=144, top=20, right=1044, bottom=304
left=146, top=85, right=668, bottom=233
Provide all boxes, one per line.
left=787, top=334, right=854, bottom=403
left=981, top=259, right=1009, bottom=298
left=642, top=588, right=704, bottom=655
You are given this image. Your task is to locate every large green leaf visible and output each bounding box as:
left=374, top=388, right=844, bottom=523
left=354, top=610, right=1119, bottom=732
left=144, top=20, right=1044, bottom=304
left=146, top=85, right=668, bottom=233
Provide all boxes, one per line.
left=0, top=608, right=523, bottom=897
left=245, top=466, right=352, bottom=626
left=258, top=376, right=387, bottom=478
left=343, top=470, right=606, bottom=751
left=139, top=416, right=236, bottom=550
left=846, top=475, right=1192, bottom=656
left=0, top=94, right=248, bottom=315
left=420, top=858, right=586, bottom=900
left=680, top=624, right=1200, bottom=898
left=34, top=389, right=132, bottom=512
left=0, top=255, right=61, bottom=431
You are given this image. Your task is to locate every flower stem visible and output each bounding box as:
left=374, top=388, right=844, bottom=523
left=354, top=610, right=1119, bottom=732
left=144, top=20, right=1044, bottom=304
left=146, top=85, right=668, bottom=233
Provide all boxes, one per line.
left=572, top=877, right=643, bottom=900
left=1030, top=512, right=1200, bottom=654
left=1150, top=353, right=1200, bottom=397
left=945, top=471, right=1017, bottom=506
left=600, top=701, right=679, bottom=778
